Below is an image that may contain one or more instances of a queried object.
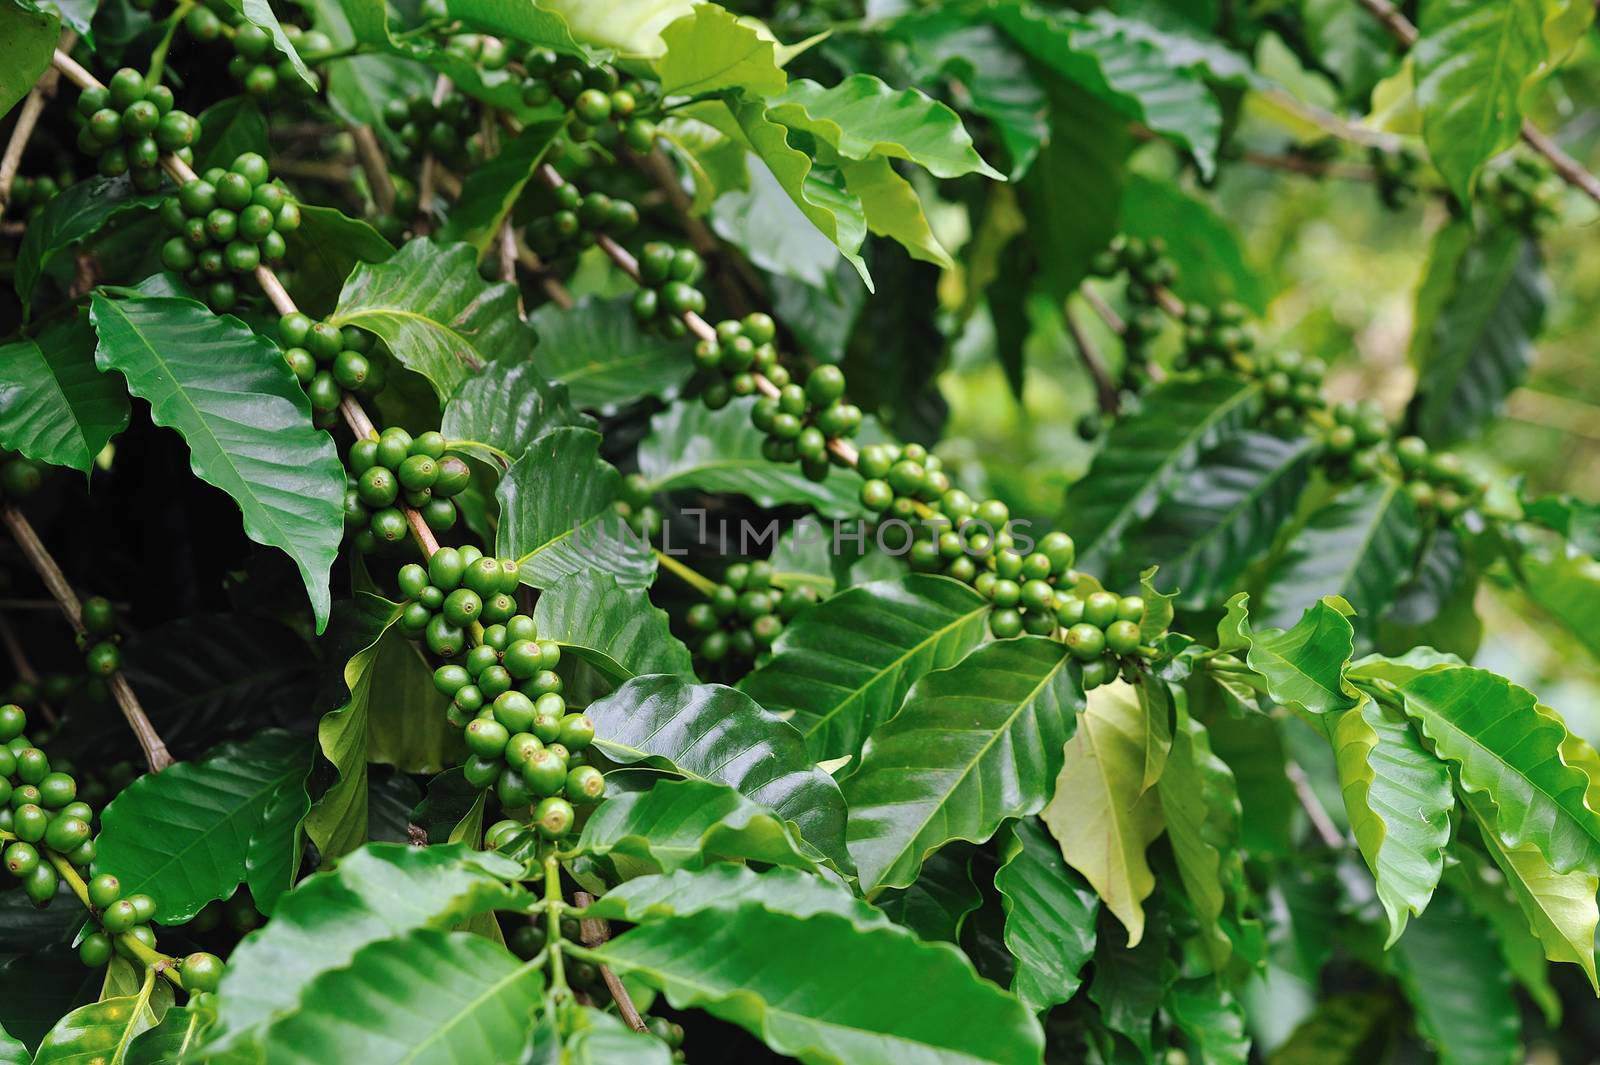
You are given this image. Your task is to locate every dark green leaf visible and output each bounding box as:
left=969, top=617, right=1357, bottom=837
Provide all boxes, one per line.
left=844, top=637, right=1083, bottom=896
left=532, top=569, right=694, bottom=682
left=527, top=296, right=695, bottom=413
left=0, top=947, right=97, bottom=1052
left=440, top=362, right=592, bottom=466
left=125, top=1006, right=211, bottom=1065
left=16, top=177, right=163, bottom=308
left=0, top=5, right=56, bottom=122
left=31, top=991, right=160, bottom=1065
left=282, top=204, right=394, bottom=316
left=583, top=866, right=891, bottom=928
left=94, top=731, right=312, bottom=923
left=439, top=119, right=564, bottom=254
left=588, top=904, right=1046, bottom=1064
left=89, top=293, right=345, bottom=631
left=0, top=312, right=128, bottom=474
left=1167, top=979, right=1250, bottom=1065
left=874, top=846, right=982, bottom=943
left=1064, top=374, right=1261, bottom=574
left=324, top=55, right=434, bottom=156
left=1267, top=992, right=1397, bottom=1065
left=995, top=818, right=1098, bottom=1013
left=194, top=96, right=269, bottom=173
left=1393, top=891, right=1521, bottom=1065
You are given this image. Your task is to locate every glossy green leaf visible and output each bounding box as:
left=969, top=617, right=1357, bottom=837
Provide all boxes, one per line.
left=655, top=4, right=784, bottom=96
left=281, top=204, right=394, bottom=315
left=1086, top=911, right=1168, bottom=1058
left=844, top=636, right=1083, bottom=896
left=1414, top=0, right=1547, bottom=201
left=16, top=177, right=162, bottom=308
left=440, top=362, right=591, bottom=466
left=995, top=818, right=1098, bottom=1013
left=527, top=296, right=695, bottom=413
left=1221, top=593, right=1358, bottom=716
left=204, top=843, right=525, bottom=1054
left=496, top=426, right=656, bottom=590
left=1328, top=696, right=1453, bottom=944
left=533, top=569, right=693, bottom=682
left=1515, top=548, right=1600, bottom=666
left=1408, top=226, right=1546, bottom=444
left=222, top=0, right=313, bottom=87
left=637, top=395, right=864, bottom=518
left=769, top=74, right=1002, bottom=179
left=258, top=929, right=540, bottom=1064
left=0, top=948, right=97, bottom=1053
left=0, top=4, right=56, bottom=122
left=583, top=865, right=891, bottom=928
left=739, top=574, right=991, bottom=761
left=31, top=989, right=158, bottom=1065
left=557, top=1008, right=671, bottom=1065
left=193, top=96, right=270, bottom=173
left=1063, top=374, right=1261, bottom=574
left=1168, top=980, right=1250, bottom=1065
left=1158, top=709, right=1243, bottom=970
left=304, top=596, right=462, bottom=859
left=584, top=674, right=852, bottom=872
left=94, top=731, right=311, bottom=923
left=840, top=156, right=952, bottom=269
left=1043, top=679, right=1163, bottom=945
left=873, top=847, right=982, bottom=943
left=0, top=313, right=127, bottom=475
left=439, top=119, right=565, bottom=254
left=577, top=778, right=823, bottom=878
left=1127, top=431, right=1313, bottom=606
left=1119, top=173, right=1267, bottom=314
left=1260, top=479, right=1423, bottom=636
left=587, top=904, right=1045, bottom=1064
left=0, top=1023, right=24, bottom=1065
left=1393, top=891, right=1521, bottom=1065
left=329, top=238, right=533, bottom=402
left=124, top=1007, right=210, bottom=1065
left=1397, top=665, right=1600, bottom=875
left=89, top=293, right=344, bottom=630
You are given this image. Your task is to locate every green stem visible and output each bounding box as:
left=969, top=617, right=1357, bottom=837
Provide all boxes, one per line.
left=542, top=849, right=569, bottom=999
left=42, top=849, right=186, bottom=990
left=653, top=549, right=717, bottom=597
left=146, top=1, right=195, bottom=89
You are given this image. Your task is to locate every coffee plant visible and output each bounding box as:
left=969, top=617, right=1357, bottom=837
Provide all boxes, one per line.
left=0, top=0, right=1597, bottom=1060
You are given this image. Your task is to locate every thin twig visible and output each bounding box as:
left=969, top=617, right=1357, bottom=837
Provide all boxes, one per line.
left=350, top=125, right=395, bottom=215
left=573, top=890, right=647, bottom=1032
left=512, top=235, right=574, bottom=310
left=498, top=222, right=523, bottom=316
left=0, top=31, right=77, bottom=214
left=0, top=611, right=58, bottom=725
left=1, top=505, right=170, bottom=770
left=1240, top=150, right=1379, bottom=182
left=414, top=76, right=452, bottom=235
left=1284, top=759, right=1344, bottom=848
left=1064, top=306, right=1119, bottom=414
left=1081, top=286, right=1125, bottom=335
left=1353, top=0, right=1600, bottom=206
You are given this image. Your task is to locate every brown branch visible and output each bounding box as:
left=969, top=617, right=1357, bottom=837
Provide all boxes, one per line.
left=350, top=126, right=395, bottom=215
left=498, top=222, right=523, bottom=316
left=1353, top=0, right=1600, bottom=206
left=1, top=505, right=169, bottom=770
left=1239, top=150, right=1379, bottom=182
left=1081, top=286, right=1125, bottom=335
left=573, top=890, right=647, bottom=1032
left=0, top=611, right=58, bottom=725
left=1284, top=759, right=1344, bottom=848
left=513, top=236, right=575, bottom=310
left=1064, top=306, right=1119, bottom=414
left=414, top=76, right=453, bottom=236
left=0, top=31, right=76, bottom=214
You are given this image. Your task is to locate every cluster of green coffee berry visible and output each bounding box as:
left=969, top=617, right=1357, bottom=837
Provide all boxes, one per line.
left=632, top=243, right=706, bottom=336
left=396, top=547, right=521, bottom=656
left=73, top=69, right=198, bottom=190
left=692, top=313, right=789, bottom=407
left=278, top=311, right=387, bottom=428
left=751, top=367, right=862, bottom=481
left=1174, top=301, right=1254, bottom=375
left=1088, top=235, right=1176, bottom=359
left=857, top=442, right=956, bottom=538
left=3, top=172, right=67, bottom=221
left=1322, top=400, right=1395, bottom=481
left=1482, top=156, right=1562, bottom=234
left=345, top=430, right=469, bottom=551
left=441, top=31, right=511, bottom=70
left=1395, top=437, right=1483, bottom=523
left=159, top=152, right=302, bottom=312
left=78, top=595, right=122, bottom=678
left=222, top=22, right=328, bottom=100
left=1052, top=590, right=1151, bottom=689
left=520, top=48, right=658, bottom=151
left=612, top=473, right=662, bottom=541
left=964, top=531, right=1079, bottom=634
left=0, top=451, right=45, bottom=499
left=1251, top=349, right=1327, bottom=433
left=684, top=561, right=818, bottom=676
left=383, top=89, right=481, bottom=167
left=524, top=182, right=640, bottom=260
left=1370, top=145, right=1423, bottom=210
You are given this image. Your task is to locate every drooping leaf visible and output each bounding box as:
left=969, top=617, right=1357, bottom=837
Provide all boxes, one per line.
left=654, top=3, right=784, bottom=96
left=193, top=96, right=270, bottom=173
left=1168, top=980, right=1251, bottom=1065
left=438, top=119, right=565, bottom=255
left=709, top=156, right=843, bottom=288
left=257, top=929, right=541, bottom=1064
left=222, top=0, right=314, bottom=87
left=1221, top=594, right=1359, bottom=716
left=0, top=312, right=127, bottom=475
left=124, top=1006, right=210, bottom=1065
left=440, top=361, right=591, bottom=466
left=587, top=904, right=1046, bottom=1064
left=31, top=990, right=159, bottom=1065
left=532, top=570, right=693, bottom=683
left=1407, top=226, right=1546, bottom=444
left=768, top=74, right=1003, bottom=179
left=94, top=731, right=311, bottom=923
left=0, top=4, right=56, bottom=121
left=16, top=176, right=163, bottom=308
left=584, top=675, right=852, bottom=872
left=1063, top=374, right=1261, bottom=574
left=839, top=156, right=952, bottom=269
left=1157, top=708, right=1244, bottom=970
left=844, top=637, right=1083, bottom=897
left=994, top=818, right=1098, bottom=1013
left=583, top=866, right=891, bottom=928
left=739, top=574, right=991, bottom=761
left=1043, top=679, right=1164, bottom=945
left=874, top=846, right=983, bottom=943
left=1328, top=696, right=1453, bottom=944
left=1087, top=910, right=1168, bottom=1059
left=1414, top=0, right=1547, bottom=201
left=576, top=778, right=823, bottom=879
left=203, top=843, right=525, bottom=1055
left=636, top=395, right=864, bottom=518
left=1126, top=431, right=1313, bottom=606
left=329, top=238, right=534, bottom=402
left=1397, top=665, right=1600, bottom=875
left=89, top=293, right=344, bottom=631
left=526, top=296, right=695, bottom=414
left=495, top=426, right=656, bottom=590
left=1260, top=479, right=1423, bottom=636
left=281, top=204, right=395, bottom=315
left=1392, top=891, right=1522, bottom=1065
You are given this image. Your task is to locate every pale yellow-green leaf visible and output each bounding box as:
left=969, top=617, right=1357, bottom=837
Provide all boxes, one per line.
left=1365, top=58, right=1423, bottom=136
left=840, top=157, right=952, bottom=269
left=655, top=4, right=786, bottom=97
left=542, top=0, right=695, bottom=57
